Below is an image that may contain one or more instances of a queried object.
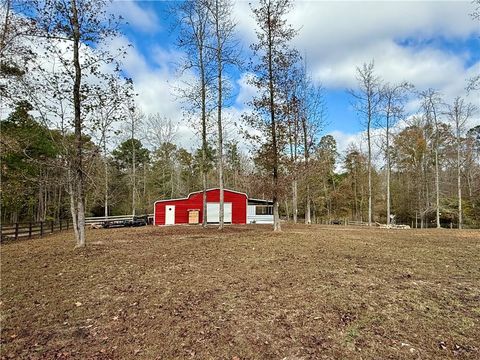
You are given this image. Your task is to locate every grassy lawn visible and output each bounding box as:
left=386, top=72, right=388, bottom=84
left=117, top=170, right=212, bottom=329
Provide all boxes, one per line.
left=1, top=224, right=479, bottom=359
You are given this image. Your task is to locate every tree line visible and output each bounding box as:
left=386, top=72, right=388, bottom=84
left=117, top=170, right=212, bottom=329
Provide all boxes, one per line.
left=1, top=0, right=479, bottom=248
left=2, top=97, right=478, bottom=229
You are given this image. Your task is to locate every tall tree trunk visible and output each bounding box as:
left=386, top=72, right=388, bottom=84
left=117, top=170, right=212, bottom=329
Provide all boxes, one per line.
left=367, top=117, right=372, bottom=226
left=432, top=108, right=441, bottom=229
left=386, top=112, right=391, bottom=225
left=199, top=32, right=208, bottom=228
left=467, top=168, right=473, bottom=208
left=104, top=140, right=108, bottom=218
left=323, top=181, right=329, bottom=219
left=143, top=163, right=147, bottom=208
left=44, top=185, right=47, bottom=221
left=305, top=183, right=311, bottom=224
left=353, top=174, right=358, bottom=220
left=417, top=165, right=422, bottom=229
left=71, top=0, right=85, bottom=247
left=57, top=186, right=62, bottom=222
left=292, top=179, right=297, bottom=223
left=302, top=112, right=311, bottom=224
left=434, top=147, right=440, bottom=228
left=170, top=163, right=174, bottom=198
left=77, top=191, right=85, bottom=245
left=68, top=168, right=80, bottom=242
left=360, top=182, right=365, bottom=222
left=201, top=128, right=207, bottom=228
left=424, top=157, right=429, bottom=229
left=456, top=120, right=462, bottom=229
left=284, top=199, right=290, bottom=221
left=131, top=122, right=136, bottom=217
left=312, top=202, right=316, bottom=224
left=37, top=182, right=44, bottom=222
left=215, top=0, right=224, bottom=230
left=267, top=5, right=281, bottom=232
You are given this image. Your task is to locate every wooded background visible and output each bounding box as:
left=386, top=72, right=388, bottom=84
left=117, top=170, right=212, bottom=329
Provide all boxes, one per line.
left=1, top=0, right=479, bottom=243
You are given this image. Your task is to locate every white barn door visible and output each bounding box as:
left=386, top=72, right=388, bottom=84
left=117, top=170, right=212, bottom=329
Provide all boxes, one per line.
left=165, top=205, right=175, bottom=225
left=207, top=203, right=232, bottom=223
left=224, top=203, right=232, bottom=223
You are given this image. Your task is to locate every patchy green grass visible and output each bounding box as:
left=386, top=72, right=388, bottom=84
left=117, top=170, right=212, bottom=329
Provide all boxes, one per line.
left=1, top=224, right=479, bottom=359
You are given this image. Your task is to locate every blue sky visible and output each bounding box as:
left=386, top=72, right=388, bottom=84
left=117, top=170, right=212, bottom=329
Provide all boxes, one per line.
left=112, top=0, right=480, bottom=153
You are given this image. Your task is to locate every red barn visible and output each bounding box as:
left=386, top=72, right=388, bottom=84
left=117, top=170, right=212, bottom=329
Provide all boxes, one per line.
left=154, top=188, right=248, bottom=225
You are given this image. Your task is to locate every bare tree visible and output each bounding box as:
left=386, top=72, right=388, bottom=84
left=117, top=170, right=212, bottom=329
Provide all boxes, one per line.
left=380, top=81, right=412, bottom=225
left=419, top=89, right=444, bottom=228
left=283, top=70, right=300, bottom=223
left=349, top=61, right=382, bottom=226
left=15, top=0, right=126, bottom=247
left=145, top=113, right=178, bottom=150
left=246, top=0, right=299, bottom=231
left=175, top=0, right=213, bottom=227
left=145, top=113, right=178, bottom=199
left=206, top=0, right=241, bottom=229
left=124, top=103, right=144, bottom=216
left=91, top=77, right=132, bottom=218
left=446, top=97, right=476, bottom=228
left=298, top=62, right=326, bottom=224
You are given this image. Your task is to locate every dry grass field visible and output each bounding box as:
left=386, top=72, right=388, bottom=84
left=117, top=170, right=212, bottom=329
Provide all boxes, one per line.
left=1, top=224, right=479, bottom=359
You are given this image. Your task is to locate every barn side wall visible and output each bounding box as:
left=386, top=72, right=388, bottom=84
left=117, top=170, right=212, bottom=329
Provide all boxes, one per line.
left=154, top=199, right=190, bottom=225
left=154, top=190, right=247, bottom=225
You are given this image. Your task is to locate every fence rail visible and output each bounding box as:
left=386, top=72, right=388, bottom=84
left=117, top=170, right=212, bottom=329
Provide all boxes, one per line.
left=1, top=220, right=71, bottom=241
left=85, top=214, right=154, bottom=225
left=347, top=220, right=369, bottom=226
left=1, top=214, right=155, bottom=241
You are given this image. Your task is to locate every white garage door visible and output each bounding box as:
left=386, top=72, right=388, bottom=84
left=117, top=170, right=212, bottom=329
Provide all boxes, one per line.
left=207, top=202, right=232, bottom=223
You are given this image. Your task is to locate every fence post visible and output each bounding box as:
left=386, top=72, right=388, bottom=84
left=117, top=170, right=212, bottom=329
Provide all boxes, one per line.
left=51, top=220, right=54, bottom=233
left=29, top=222, right=32, bottom=238
left=15, top=223, right=19, bottom=240
left=66, top=219, right=69, bottom=230
left=60, top=220, right=62, bottom=231
left=40, top=222, right=44, bottom=237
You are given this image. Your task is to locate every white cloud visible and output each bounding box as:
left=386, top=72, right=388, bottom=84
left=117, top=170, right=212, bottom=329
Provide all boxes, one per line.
left=116, top=0, right=480, bottom=154
left=234, top=72, right=258, bottom=108
left=105, top=35, right=199, bottom=150
left=314, top=40, right=467, bottom=89
left=236, top=1, right=479, bottom=48
left=235, top=0, right=479, bottom=98
left=111, top=0, right=161, bottom=33
left=328, top=130, right=362, bottom=155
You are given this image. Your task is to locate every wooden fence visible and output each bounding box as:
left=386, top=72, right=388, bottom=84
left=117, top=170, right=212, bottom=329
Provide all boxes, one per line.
left=1, top=219, right=71, bottom=242
left=1, top=214, right=155, bottom=242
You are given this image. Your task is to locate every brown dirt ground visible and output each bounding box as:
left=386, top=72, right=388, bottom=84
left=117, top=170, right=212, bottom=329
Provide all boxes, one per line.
left=1, top=224, right=479, bottom=359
